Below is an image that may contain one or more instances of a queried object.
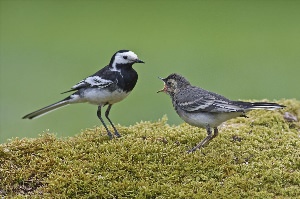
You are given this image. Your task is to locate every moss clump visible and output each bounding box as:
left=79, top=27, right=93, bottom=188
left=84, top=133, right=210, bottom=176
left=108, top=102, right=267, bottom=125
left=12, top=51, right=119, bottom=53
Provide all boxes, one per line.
left=1, top=99, right=299, bottom=198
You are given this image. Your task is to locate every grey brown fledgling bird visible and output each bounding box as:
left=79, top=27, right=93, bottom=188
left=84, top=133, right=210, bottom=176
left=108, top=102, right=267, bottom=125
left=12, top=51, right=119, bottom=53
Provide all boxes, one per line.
left=158, top=73, right=285, bottom=153
left=23, top=50, right=144, bottom=139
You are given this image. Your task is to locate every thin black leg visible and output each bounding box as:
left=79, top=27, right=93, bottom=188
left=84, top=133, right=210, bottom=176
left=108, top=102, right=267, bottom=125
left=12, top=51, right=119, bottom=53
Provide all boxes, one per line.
left=187, top=126, right=213, bottom=153
left=212, top=127, right=219, bottom=139
left=105, top=104, right=121, bottom=138
left=97, top=106, right=113, bottom=139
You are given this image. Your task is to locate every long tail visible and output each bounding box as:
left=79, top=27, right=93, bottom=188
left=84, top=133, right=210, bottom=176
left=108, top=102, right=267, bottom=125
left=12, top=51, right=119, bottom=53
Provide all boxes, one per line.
left=235, top=101, right=285, bottom=111
left=22, top=100, right=70, bottom=119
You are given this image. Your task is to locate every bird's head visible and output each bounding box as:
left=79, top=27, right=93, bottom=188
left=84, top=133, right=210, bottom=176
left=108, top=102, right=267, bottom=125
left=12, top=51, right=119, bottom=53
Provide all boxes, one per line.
left=110, top=50, right=144, bottom=70
left=157, top=73, right=190, bottom=95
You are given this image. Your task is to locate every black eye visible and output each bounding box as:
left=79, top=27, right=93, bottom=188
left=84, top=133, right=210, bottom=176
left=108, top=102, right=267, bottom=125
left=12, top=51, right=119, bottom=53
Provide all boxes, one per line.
left=167, top=81, right=172, bottom=85
left=123, top=56, right=128, bottom=59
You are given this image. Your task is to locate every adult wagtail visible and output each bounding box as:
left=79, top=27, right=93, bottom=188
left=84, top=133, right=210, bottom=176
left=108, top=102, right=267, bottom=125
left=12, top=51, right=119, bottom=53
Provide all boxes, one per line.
left=23, top=50, right=144, bottom=138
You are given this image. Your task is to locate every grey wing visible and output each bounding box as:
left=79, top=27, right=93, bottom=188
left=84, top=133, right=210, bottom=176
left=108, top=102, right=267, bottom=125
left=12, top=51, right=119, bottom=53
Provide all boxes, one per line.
left=61, top=76, right=115, bottom=94
left=175, top=87, right=244, bottom=113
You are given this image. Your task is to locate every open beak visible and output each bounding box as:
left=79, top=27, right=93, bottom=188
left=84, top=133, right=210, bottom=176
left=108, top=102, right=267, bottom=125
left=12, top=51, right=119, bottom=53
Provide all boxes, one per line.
left=135, top=59, right=145, bottom=63
left=157, top=77, right=166, bottom=93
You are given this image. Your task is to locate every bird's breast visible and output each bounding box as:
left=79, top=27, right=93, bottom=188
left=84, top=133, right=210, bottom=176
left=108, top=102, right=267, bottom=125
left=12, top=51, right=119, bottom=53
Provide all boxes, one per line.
left=176, top=108, right=242, bottom=128
left=82, top=88, right=131, bottom=105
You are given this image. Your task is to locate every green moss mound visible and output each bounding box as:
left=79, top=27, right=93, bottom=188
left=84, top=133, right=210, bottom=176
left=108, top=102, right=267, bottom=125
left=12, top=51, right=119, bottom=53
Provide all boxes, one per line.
left=1, top=99, right=299, bottom=198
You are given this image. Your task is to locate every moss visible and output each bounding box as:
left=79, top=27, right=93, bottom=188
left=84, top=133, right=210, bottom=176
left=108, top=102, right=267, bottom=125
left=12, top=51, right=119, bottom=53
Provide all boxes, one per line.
left=1, top=99, right=299, bottom=198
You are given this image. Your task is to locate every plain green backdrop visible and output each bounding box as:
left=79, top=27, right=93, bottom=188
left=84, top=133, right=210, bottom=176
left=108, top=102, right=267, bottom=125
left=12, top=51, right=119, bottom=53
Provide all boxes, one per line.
left=1, top=0, right=299, bottom=143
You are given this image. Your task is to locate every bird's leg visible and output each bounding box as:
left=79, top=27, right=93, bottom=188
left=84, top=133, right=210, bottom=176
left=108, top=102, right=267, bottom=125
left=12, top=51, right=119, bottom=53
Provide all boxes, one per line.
left=187, top=126, right=213, bottom=153
left=211, top=127, right=219, bottom=139
left=97, top=106, right=113, bottom=139
left=105, top=105, right=121, bottom=138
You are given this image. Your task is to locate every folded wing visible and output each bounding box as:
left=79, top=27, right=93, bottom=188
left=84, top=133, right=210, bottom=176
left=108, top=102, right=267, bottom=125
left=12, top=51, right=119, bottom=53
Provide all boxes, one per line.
left=175, top=87, right=244, bottom=113
left=61, top=69, right=115, bottom=94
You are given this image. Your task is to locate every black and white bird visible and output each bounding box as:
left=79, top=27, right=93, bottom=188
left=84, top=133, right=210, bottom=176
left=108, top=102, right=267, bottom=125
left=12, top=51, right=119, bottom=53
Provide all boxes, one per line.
left=158, top=73, right=285, bottom=153
left=23, top=50, right=144, bottom=138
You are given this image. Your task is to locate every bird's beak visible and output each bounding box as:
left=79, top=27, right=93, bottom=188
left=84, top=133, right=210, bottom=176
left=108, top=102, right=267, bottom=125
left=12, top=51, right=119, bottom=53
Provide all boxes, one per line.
left=158, top=77, right=166, bottom=82
left=135, top=59, right=145, bottom=63
left=157, top=77, right=167, bottom=93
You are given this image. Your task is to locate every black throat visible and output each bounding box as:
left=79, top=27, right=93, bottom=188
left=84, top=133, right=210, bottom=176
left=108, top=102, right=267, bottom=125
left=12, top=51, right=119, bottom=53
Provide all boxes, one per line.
left=114, top=63, right=138, bottom=92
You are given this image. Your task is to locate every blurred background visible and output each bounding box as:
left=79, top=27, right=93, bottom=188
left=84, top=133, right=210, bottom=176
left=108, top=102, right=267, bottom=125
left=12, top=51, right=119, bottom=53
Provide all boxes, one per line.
left=1, top=1, right=299, bottom=143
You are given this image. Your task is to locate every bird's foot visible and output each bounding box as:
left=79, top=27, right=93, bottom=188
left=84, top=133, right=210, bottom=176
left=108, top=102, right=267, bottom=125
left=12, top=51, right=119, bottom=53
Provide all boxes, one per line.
left=187, top=144, right=205, bottom=154
left=114, top=131, right=121, bottom=138
left=187, top=148, right=196, bottom=154
left=107, top=131, right=113, bottom=140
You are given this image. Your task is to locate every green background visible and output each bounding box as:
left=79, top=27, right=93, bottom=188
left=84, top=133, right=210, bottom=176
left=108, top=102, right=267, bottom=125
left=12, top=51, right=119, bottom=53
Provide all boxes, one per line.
left=1, top=0, right=299, bottom=143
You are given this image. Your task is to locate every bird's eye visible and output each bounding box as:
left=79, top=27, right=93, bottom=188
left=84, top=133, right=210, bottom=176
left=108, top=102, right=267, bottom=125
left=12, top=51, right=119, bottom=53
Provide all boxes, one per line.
left=123, top=56, right=128, bottom=59
left=167, top=81, right=172, bottom=85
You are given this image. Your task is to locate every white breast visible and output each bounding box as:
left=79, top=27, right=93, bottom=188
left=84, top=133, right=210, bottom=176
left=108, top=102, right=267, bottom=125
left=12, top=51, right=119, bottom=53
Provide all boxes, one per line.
left=177, top=108, right=241, bottom=128
left=82, top=88, right=130, bottom=105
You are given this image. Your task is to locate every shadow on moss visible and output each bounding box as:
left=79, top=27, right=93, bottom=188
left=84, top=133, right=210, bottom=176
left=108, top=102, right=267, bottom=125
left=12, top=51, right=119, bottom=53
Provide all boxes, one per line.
left=1, top=99, right=299, bottom=198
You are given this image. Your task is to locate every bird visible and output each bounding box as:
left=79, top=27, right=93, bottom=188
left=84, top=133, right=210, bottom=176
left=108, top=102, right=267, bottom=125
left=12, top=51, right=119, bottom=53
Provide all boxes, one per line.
left=23, top=50, right=144, bottom=139
left=157, top=73, right=285, bottom=153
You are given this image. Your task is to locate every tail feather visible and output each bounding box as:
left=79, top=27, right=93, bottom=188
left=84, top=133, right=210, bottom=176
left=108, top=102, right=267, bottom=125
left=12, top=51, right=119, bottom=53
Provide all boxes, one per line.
left=22, top=100, right=70, bottom=119
left=234, top=101, right=285, bottom=111
left=248, top=102, right=285, bottom=110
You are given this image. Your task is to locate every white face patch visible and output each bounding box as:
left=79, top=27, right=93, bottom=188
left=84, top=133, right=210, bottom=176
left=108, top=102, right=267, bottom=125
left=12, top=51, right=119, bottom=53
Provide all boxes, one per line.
left=111, top=51, right=139, bottom=71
